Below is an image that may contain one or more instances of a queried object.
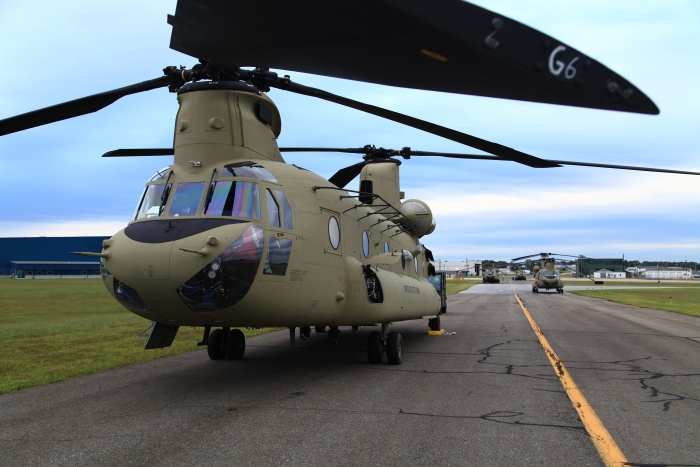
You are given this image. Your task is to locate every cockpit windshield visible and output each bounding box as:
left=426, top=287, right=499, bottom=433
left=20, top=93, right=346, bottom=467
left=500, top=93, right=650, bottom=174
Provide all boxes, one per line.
left=542, top=270, right=558, bottom=279
left=203, top=181, right=261, bottom=220
left=168, top=182, right=206, bottom=217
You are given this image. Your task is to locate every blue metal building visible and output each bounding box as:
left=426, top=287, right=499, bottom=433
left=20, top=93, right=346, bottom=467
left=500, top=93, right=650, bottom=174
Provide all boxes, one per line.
left=0, top=237, right=109, bottom=278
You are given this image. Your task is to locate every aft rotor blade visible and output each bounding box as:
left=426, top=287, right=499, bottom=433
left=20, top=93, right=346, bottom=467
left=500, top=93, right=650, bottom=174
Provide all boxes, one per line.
left=409, top=151, right=700, bottom=176
left=102, top=148, right=175, bottom=157
left=511, top=254, right=547, bottom=261
left=281, top=147, right=700, bottom=176
left=547, top=159, right=700, bottom=176
left=271, top=80, right=559, bottom=169
left=0, top=76, right=174, bottom=137
left=328, top=161, right=367, bottom=188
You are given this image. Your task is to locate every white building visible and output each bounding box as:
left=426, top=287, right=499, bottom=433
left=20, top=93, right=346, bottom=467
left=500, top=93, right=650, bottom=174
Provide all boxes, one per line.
left=430, top=259, right=493, bottom=277
left=643, top=267, right=693, bottom=280
left=593, top=269, right=625, bottom=279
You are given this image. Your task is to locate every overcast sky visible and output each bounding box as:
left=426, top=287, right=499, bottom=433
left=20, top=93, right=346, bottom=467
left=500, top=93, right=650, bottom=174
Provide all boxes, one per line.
left=0, top=0, right=698, bottom=262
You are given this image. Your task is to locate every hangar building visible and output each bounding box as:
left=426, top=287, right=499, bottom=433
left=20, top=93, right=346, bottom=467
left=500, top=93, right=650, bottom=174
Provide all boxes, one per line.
left=0, top=237, right=109, bottom=278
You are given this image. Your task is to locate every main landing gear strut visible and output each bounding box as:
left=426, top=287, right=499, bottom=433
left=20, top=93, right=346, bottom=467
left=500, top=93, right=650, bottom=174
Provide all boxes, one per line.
left=367, top=323, right=403, bottom=365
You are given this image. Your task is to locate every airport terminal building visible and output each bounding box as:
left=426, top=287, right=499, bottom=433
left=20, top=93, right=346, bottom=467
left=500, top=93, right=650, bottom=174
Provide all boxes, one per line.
left=0, top=237, right=109, bottom=278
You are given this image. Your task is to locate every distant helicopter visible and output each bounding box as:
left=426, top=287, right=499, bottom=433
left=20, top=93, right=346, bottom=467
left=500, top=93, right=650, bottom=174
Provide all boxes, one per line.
left=1, top=0, right=698, bottom=366
left=512, top=253, right=577, bottom=293
left=511, top=265, right=527, bottom=281
left=482, top=262, right=502, bottom=283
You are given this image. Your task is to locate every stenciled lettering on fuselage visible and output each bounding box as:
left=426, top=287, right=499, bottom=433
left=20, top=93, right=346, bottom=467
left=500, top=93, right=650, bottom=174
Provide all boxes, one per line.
left=403, top=285, right=421, bottom=294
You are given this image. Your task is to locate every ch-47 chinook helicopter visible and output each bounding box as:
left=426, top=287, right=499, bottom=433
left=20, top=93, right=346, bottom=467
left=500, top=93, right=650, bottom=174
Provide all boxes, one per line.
left=2, top=0, right=700, bottom=366
left=512, top=253, right=578, bottom=293
left=511, top=265, right=527, bottom=281
left=482, top=262, right=501, bottom=284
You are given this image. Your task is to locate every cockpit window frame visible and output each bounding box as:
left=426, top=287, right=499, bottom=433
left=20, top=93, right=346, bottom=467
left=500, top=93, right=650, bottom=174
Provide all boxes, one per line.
left=221, top=161, right=278, bottom=183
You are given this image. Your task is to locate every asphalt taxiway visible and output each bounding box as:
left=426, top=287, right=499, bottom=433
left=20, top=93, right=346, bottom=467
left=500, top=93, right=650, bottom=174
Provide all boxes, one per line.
left=1, top=284, right=698, bottom=466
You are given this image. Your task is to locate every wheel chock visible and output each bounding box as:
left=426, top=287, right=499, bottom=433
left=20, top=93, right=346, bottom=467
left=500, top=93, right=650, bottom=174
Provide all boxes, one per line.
left=428, top=329, right=445, bottom=336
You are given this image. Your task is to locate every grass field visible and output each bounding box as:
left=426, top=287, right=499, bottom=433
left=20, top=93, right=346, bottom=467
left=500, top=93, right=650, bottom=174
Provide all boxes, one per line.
left=563, top=280, right=699, bottom=288
left=569, top=287, right=700, bottom=318
left=0, top=280, right=279, bottom=395
left=446, top=278, right=481, bottom=295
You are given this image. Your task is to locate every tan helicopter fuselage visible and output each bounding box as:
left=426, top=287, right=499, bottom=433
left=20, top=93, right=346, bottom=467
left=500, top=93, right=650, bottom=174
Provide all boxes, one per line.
left=482, top=269, right=500, bottom=283
left=98, top=83, right=440, bottom=329
left=533, top=260, right=564, bottom=291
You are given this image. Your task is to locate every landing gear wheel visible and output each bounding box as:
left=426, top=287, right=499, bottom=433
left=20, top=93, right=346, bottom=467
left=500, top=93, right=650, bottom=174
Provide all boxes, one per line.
left=300, top=326, right=311, bottom=341
left=224, top=328, right=245, bottom=360
left=314, top=326, right=326, bottom=333
left=207, top=328, right=226, bottom=360
left=428, top=314, right=441, bottom=331
left=367, top=331, right=383, bottom=364
left=557, top=288, right=563, bottom=294
left=387, top=332, right=403, bottom=365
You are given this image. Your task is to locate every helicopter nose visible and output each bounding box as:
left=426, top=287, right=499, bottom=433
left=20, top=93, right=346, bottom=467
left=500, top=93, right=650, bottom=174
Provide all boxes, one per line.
left=176, top=223, right=265, bottom=312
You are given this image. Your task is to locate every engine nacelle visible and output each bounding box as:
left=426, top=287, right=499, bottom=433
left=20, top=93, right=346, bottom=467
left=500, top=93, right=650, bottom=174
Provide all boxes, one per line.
left=398, top=199, right=435, bottom=237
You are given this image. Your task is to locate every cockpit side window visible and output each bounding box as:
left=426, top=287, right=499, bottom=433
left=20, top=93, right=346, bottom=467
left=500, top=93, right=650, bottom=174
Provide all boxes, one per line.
left=266, top=189, right=280, bottom=227
left=168, top=182, right=205, bottom=217
left=134, top=183, right=172, bottom=221
left=274, top=189, right=293, bottom=230
left=203, top=181, right=261, bottom=220
left=263, top=237, right=292, bottom=276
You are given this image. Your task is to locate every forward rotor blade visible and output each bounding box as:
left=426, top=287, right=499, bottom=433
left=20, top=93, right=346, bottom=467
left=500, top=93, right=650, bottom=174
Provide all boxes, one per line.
left=279, top=147, right=367, bottom=154
left=328, top=161, right=366, bottom=188
left=170, top=0, right=659, bottom=114
left=511, top=254, right=547, bottom=261
left=0, top=76, right=174, bottom=137
left=271, top=80, right=559, bottom=169
left=102, top=148, right=175, bottom=157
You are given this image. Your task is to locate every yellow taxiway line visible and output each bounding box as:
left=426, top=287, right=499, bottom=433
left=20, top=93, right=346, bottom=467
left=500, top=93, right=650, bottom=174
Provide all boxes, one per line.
left=512, top=288, right=628, bottom=467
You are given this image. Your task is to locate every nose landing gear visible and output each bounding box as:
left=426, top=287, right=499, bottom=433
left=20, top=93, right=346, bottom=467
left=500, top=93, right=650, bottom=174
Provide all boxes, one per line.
left=207, top=327, right=246, bottom=360
left=328, top=326, right=341, bottom=344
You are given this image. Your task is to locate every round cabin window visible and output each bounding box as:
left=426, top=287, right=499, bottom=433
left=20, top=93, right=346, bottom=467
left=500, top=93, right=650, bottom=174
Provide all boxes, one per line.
left=328, top=216, right=340, bottom=249
left=362, top=231, right=370, bottom=258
